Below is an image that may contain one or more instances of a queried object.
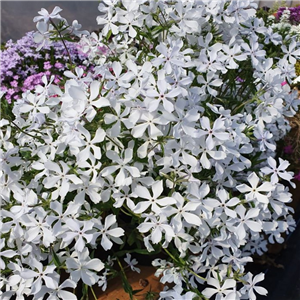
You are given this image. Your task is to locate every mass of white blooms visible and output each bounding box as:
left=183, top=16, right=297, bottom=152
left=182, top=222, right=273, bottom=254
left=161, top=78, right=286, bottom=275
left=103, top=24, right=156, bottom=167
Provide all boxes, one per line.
left=1, top=1, right=300, bottom=299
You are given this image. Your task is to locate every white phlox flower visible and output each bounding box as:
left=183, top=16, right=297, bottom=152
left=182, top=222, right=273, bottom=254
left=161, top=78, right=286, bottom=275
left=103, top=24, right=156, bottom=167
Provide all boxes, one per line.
left=261, top=156, right=295, bottom=187
left=240, top=272, right=268, bottom=300
left=137, top=214, right=175, bottom=246
left=132, top=180, right=176, bottom=214
left=236, top=172, right=274, bottom=204
left=124, top=253, right=141, bottom=273
left=20, top=259, right=57, bottom=295
left=202, top=275, right=237, bottom=300
left=33, top=6, right=63, bottom=23
left=66, top=248, right=104, bottom=285
left=61, top=219, right=95, bottom=252
left=101, top=147, right=140, bottom=186
left=194, top=117, right=229, bottom=150
left=93, top=214, right=125, bottom=251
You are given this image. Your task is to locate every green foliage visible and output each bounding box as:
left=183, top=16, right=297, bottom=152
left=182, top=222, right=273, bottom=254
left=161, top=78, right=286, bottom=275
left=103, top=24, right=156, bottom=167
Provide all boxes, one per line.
left=256, top=8, right=271, bottom=23
left=268, top=1, right=288, bottom=15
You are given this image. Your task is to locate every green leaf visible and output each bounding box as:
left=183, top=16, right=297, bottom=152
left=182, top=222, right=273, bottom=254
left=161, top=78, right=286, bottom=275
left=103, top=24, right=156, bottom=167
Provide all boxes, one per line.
left=51, top=247, right=62, bottom=268
left=127, top=230, right=137, bottom=246
left=132, top=288, right=144, bottom=295
left=106, top=29, right=112, bottom=41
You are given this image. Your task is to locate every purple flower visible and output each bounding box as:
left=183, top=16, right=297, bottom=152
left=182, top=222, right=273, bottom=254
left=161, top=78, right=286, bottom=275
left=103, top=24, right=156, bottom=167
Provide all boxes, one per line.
left=43, top=61, right=52, bottom=70
left=235, top=76, right=245, bottom=83
left=0, top=31, right=90, bottom=103
left=54, top=62, right=64, bottom=70
left=284, top=144, right=294, bottom=154
left=275, top=6, right=300, bottom=25
left=10, top=80, right=18, bottom=88
left=294, top=171, right=300, bottom=181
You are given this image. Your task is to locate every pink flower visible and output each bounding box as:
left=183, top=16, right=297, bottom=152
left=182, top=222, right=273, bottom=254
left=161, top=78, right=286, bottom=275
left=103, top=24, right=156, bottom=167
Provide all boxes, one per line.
left=10, top=80, right=18, bottom=87
left=54, top=62, right=64, bottom=70
left=281, top=81, right=287, bottom=86
left=294, top=171, right=300, bottom=181
left=98, top=45, right=109, bottom=55
left=43, top=61, right=52, bottom=70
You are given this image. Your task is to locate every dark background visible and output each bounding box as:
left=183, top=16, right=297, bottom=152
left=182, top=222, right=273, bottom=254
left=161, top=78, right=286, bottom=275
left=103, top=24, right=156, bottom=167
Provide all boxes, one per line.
left=1, top=1, right=100, bottom=42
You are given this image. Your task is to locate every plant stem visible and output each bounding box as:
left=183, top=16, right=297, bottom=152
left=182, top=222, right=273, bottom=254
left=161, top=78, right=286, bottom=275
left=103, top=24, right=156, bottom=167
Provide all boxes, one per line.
left=90, top=286, right=98, bottom=300
left=11, top=121, right=43, bottom=141
left=163, top=247, right=178, bottom=263
left=163, top=248, right=207, bottom=282
left=187, top=268, right=207, bottom=282
left=49, top=18, right=73, bottom=68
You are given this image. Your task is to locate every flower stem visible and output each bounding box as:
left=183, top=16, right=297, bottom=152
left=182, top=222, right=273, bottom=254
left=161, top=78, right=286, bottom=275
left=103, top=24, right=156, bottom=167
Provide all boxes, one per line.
left=11, top=121, right=43, bottom=142
left=49, top=18, right=73, bottom=68
left=90, top=286, right=98, bottom=300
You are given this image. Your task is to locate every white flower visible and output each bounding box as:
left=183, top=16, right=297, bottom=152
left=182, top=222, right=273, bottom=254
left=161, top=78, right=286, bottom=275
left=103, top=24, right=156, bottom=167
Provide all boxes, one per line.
left=33, top=6, right=62, bottom=23
left=101, top=148, right=140, bottom=187
left=146, top=77, right=181, bottom=113
left=261, top=157, right=295, bottom=187
left=124, top=254, right=140, bottom=273
left=132, top=181, right=176, bottom=214
left=0, top=239, right=17, bottom=270
left=221, top=38, right=248, bottom=69
left=96, top=10, right=119, bottom=36
left=84, top=81, right=110, bottom=122
left=73, top=175, right=102, bottom=204
left=241, top=272, right=268, bottom=300
left=72, top=123, right=105, bottom=161
left=228, top=205, right=262, bottom=241
left=10, top=188, right=38, bottom=219
left=253, top=125, right=276, bottom=152
left=47, top=201, right=80, bottom=236
left=46, top=279, right=77, bottom=300
left=18, top=92, right=50, bottom=116
left=66, top=248, right=104, bottom=285
left=202, top=276, right=236, bottom=300
left=42, top=161, right=83, bottom=200
left=33, top=21, right=52, bottom=50
left=20, top=259, right=57, bottom=295
left=241, top=37, right=266, bottom=66
left=61, top=219, right=95, bottom=252
left=197, top=71, right=223, bottom=97
left=152, top=40, right=187, bottom=74
left=281, top=39, right=300, bottom=64
left=236, top=172, right=274, bottom=204
left=137, top=214, right=175, bottom=245
left=195, top=117, right=229, bottom=150
left=196, top=45, right=225, bottom=74
left=131, top=111, right=168, bottom=139
left=203, top=188, right=240, bottom=218
left=118, top=12, right=141, bottom=38
left=162, top=192, right=201, bottom=232
left=23, top=208, right=56, bottom=247
left=94, top=214, right=124, bottom=251
left=104, top=103, right=133, bottom=137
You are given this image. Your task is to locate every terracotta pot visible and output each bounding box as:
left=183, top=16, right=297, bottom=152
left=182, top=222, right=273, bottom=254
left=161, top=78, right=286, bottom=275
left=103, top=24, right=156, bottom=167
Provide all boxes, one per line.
left=93, top=266, right=165, bottom=300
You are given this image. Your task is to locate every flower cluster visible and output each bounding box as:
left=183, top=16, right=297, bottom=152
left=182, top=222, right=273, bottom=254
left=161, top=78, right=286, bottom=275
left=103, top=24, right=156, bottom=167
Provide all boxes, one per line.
left=267, top=5, right=300, bottom=43
left=275, top=6, right=300, bottom=25
left=0, top=31, right=89, bottom=104
left=1, top=1, right=300, bottom=299
left=264, top=4, right=300, bottom=178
